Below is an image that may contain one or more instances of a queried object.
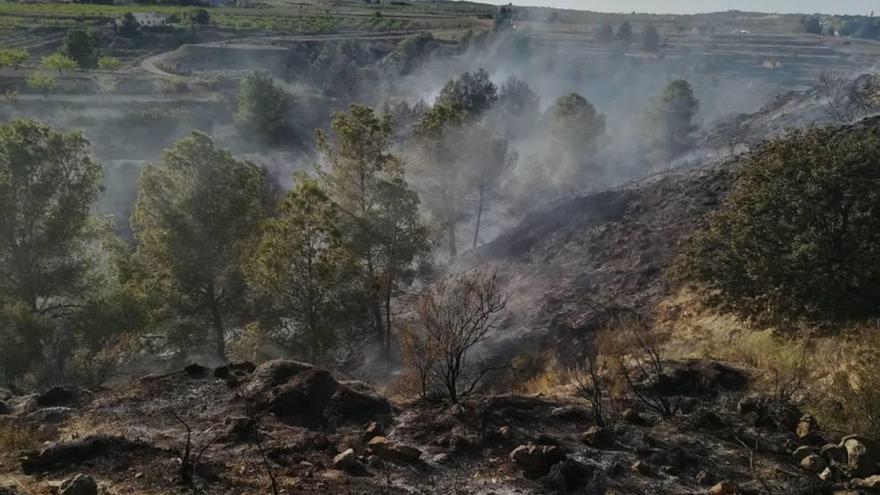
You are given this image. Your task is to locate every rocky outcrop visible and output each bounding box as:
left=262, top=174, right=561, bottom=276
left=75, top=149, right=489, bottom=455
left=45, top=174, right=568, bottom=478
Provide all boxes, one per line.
left=243, top=360, right=391, bottom=427
left=843, top=436, right=879, bottom=478
left=20, top=435, right=155, bottom=474
left=366, top=436, right=421, bottom=464
left=509, top=443, right=565, bottom=479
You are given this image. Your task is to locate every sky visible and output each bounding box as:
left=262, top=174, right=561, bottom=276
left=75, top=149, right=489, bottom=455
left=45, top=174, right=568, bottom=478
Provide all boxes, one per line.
left=484, top=0, right=876, bottom=15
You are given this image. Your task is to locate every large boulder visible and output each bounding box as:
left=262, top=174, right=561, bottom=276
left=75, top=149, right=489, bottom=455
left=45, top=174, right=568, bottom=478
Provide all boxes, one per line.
left=243, top=360, right=391, bottom=427
left=59, top=474, right=97, bottom=495
left=509, top=443, right=565, bottom=479
left=842, top=435, right=880, bottom=478
left=852, top=475, right=880, bottom=491
left=35, top=387, right=77, bottom=408
left=800, top=454, right=827, bottom=473
left=642, top=359, right=748, bottom=398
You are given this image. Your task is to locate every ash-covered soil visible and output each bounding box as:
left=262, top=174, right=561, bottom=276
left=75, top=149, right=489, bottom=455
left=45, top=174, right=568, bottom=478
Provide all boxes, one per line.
left=2, top=359, right=872, bottom=495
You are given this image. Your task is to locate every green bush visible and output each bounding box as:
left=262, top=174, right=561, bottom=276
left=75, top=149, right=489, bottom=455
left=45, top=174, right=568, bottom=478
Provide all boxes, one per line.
left=674, top=124, right=880, bottom=326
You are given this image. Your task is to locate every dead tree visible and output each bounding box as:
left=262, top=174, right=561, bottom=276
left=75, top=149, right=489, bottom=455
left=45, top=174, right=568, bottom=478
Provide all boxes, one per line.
left=413, top=270, right=508, bottom=403
left=169, top=411, right=221, bottom=486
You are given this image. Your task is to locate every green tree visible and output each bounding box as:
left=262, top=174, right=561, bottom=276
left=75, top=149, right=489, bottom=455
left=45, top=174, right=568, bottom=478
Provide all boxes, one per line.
left=410, top=103, right=469, bottom=257
left=42, top=52, right=77, bottom=75
left=497, top=76, right=540, bottom=139
left=646, top=79, right=699, bottom=162
left=119, top=12, right=139, bottom=38
left=63, top=29, right=98, bottom=69
left=437, top=69, right=498, bottom=118
left=0, top=49, right=29, bottom=70
left=594, top=24, right=614, bottom=44
left=641, top=22, right=660, bottom=51
left=189, top=8, right=210, bottom=25
left=0, top=120, right=102, bottom=313
left=317, top=105, right=429, bottom=357
left=132, top=132, right=268, bottom=360
left=247, top=173, right=356, bottom=364
left=235, top=71, right=291, bottom=144
left=544, top=93, right=607, bottom=194
left=675, top=125, right=880, bottom=325
left=615, top=20, right=634, bottom=42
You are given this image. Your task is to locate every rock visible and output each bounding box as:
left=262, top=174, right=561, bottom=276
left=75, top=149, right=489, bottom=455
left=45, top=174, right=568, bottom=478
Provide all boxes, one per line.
left=709, top=480, right=739, bottom=494
left=20, top=435, right=153, bottom=474
left=244, top=360, right=391, bottom=427
left=643, top=359, right=748, bottom=398
left=796, top=414, right=819, bottom=438
left=183, top=363, right=208, bottom=378
left=366, top=455, right=382, bottom=467
left=843, top=436, right=879, bottom=478
left=332, top=448, right=360, bottom=471
left=819, top=467, right=834, bottom=482
left=498, top=425, right=512, bottom=439
left=736, top=395, right=801, bottom=431
left=852, top=475, right=880, bottom=490
left=223, top=416, right=256, bottom=441
left=550, top=406, right=591, bottom=422
left=581, top=426, right=615, bottom=449
left=793, top=445, right=817, bottom=462
left=25, top=407, right=74, bottom=424
left=541, top=459, right=595, bottom=493
left=327, top=386, right=392, bottom=423
left=36, top=387, right=76, bottom=408
left=509, top=443, right=565, bottom=479
left=630, top=460, right=650, bottom=475
left=59, top=474, right=97, bottom=495
left=800, top=454, right=828, bottom=473
left=34, top=423, right=59, bottom=442
left=363, top=421, right=384, bottom=441
left=821, top=443, right=847, bottom=464
left=621, top=409, right=645, bottom=425
left=366, top=436, right=421, bottom=464
left=432, top=453, right=449, bottom=464
left=213, top=361, right=256, bottom=379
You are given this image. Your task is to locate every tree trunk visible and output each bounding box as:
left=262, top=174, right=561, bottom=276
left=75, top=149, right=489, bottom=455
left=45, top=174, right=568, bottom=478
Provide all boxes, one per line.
left=207, top=289, right=226, bottom=362
left=447, top=221, right=457, bottom=258
left=473, top=179, right=485, bottom=249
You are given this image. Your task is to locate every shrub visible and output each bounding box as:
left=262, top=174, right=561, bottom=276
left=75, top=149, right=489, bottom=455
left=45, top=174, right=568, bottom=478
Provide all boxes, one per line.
left=675, top=124, right=880, bottom=327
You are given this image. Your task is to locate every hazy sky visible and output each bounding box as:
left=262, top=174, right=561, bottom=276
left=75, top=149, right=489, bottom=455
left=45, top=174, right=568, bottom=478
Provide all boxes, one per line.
left=485, top=0, right=876, bottom=15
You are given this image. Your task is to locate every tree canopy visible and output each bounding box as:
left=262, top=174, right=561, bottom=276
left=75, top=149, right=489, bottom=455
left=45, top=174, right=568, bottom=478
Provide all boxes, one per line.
left=675, top=124, right=880, bottom=326
left=132, top=132, right=269, bottom=359
left=235, top=71, right=291, bottom=144
left=646, top=79, right=700, bottom=162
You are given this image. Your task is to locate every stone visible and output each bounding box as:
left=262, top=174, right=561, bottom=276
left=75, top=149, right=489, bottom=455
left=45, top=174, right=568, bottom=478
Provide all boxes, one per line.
left=223, top=416, right=256, bottom=441
left=800, top=454, right=828, bottom=473
left=820, top=443, right=847, bottom=464
left=332, top=448, right=360, bottom=471
left=509, top=443, right=565, bottom=479
left=541, top=459, right=595, bottom=493
left=432, top=453, right=449, bottom=464
left=363, top=421, right=384, bottom=441
left=621, top=408, right=644, bottom=425
left=709, top=481, right=739, bottom=495
left=580, top=426, right=614, bottom=449
left=498, top=425, right=512, bottom=439
left=852, top=475, right=880, bottom=490
left=20, top=435, right=153, bottom=474
left=183, top=363, right=208, bottom=378
left=36, top=387, right=76, bottom=408
left=59, top=474, right=97, bottom=495
left=34, top=424, right=59, bottom=442
left=630, top=460, right=650, bottom=475
left=796, top=414, right=819, bottom=438
left=819, top=467, right=834, bottom=482
left=366, top=436, right=421, bottom=464
left=843, top=436, right=879, bottom=478
left=793, top=445, right=817, bottom=463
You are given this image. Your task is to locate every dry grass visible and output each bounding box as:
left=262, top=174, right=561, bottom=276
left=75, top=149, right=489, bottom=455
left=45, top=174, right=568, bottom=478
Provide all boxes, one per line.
left=657, top=287, right=880, bottom=436
left=0, top=423, right=39, bottom=453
